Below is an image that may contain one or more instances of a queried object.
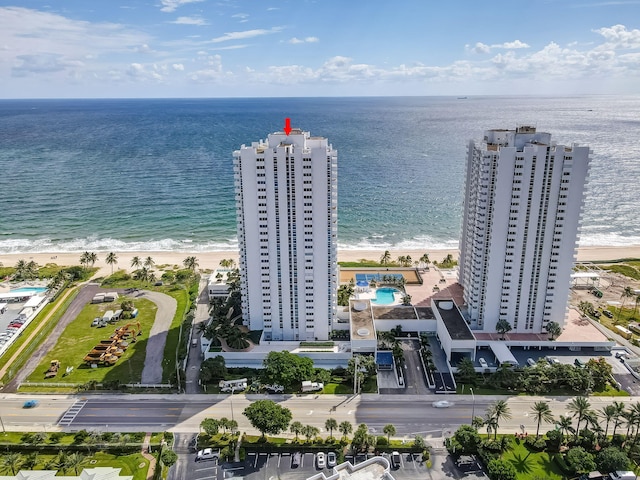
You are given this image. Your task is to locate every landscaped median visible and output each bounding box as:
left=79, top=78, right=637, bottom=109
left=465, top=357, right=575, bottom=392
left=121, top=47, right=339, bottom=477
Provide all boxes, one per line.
left=0, top=430, right=170, bottom=480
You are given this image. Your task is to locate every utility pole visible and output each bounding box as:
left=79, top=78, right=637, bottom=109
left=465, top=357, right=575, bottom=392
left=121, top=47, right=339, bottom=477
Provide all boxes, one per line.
left=470, top=387, right=475, bottom=424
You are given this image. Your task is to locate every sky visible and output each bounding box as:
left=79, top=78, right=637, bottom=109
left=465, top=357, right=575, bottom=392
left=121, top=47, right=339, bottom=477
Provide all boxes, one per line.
left=1, top=0, right=640, bottom=98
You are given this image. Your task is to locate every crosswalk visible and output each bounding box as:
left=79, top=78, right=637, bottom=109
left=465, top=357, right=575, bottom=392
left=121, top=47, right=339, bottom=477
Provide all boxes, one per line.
left=57, top=399, right=87, bottom=426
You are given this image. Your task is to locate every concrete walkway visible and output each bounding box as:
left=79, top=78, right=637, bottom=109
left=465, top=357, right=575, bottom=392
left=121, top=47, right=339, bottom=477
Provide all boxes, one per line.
left=141, top=291, right=177, bottom=384
left=185, top=277, right=210, bottom=394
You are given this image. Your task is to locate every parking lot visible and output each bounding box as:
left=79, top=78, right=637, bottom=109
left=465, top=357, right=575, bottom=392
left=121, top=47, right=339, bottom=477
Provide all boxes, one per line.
left=182, top=450, right=436, bottom=480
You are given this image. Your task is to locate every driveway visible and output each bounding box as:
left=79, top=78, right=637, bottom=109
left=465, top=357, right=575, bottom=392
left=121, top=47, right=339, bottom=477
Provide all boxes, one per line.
left=140, top=290, right=177, bottom=384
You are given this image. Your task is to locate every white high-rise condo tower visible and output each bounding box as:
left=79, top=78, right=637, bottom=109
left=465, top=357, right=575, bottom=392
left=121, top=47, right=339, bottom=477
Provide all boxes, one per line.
left=459, top=126, right=591, bottom=334
left=233, top=127, right=338, bottom=341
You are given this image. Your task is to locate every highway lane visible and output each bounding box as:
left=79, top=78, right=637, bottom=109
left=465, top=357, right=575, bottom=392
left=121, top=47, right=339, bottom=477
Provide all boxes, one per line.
left=3, top=394, right=640, bottom=439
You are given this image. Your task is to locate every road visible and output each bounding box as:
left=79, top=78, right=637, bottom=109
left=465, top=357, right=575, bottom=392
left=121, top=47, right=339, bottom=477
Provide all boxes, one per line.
left=3, top=393, right=639, bottom=439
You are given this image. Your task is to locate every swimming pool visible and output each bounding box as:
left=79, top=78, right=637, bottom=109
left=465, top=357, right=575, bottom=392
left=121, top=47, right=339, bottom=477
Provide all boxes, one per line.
left=371, top=287, right=400, bottom=305
left=10, top=287, right=48, bottom=294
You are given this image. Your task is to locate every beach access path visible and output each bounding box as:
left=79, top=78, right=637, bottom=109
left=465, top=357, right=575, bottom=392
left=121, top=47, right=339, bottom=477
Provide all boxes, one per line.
left=140, top=291, right=176, bottom=385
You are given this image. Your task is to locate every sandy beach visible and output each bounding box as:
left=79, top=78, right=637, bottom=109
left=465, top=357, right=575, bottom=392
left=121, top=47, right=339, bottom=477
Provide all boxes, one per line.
left=2, top=245, right=640, bottom=279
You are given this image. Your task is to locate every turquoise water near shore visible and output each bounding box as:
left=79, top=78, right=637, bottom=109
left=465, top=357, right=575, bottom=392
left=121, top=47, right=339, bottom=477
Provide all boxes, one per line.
left=0, top=95, right=639, bottom=254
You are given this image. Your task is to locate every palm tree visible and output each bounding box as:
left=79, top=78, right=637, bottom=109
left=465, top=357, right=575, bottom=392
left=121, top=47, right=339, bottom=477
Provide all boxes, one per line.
left=486, top=400, right=512, bottom=440
left=66, top=452, right=86, bottom=475
left=531, top=401, right=554, bottom=438
left=2, top=452, right=23, bottom=475
left=290, top=421, right=303, bottom=441
left=105, top=252, right=118, bottom=275
left=567, top=396, right=592, bottom=441
left=471, top=416, right=485, bottom=429
left=557, top=415, right=575, bottom=446
left=131, top=256, right=142, bottom=269
left=88, top=252, right=98, bottom=267
left=144, top=256, right=155, bottom=269
left=419, top=253, right=430, bottom=269
left=325, top=418, right=338, bottom=439
left=79, top=251, right=91, bottom=270
left=600, top=404, right=618, bottom=439
left=339, top=421, right=353, bottom=440
left=545, top=321, right=562, bottom=340
left=383, top=424, right=396, bottom=444
left=380, top=250, right=391, bottom=265
left=618, top=286, right=635, bottom=322
left=612, top=400, right=627, bottom=438
left=302, top=425, right=319, bottom=442
left=183, top=256, right=199, bottom=271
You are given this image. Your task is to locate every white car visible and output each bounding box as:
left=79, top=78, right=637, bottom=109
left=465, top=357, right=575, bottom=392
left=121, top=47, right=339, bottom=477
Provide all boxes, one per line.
left=478, top=357, right=488, bottom=368
left=316, top=452, right=326, bottom=469
left=327, top=451, right=337, bottom=467
left=195, top=448, right=218, bottom=462
left=432, top=400, right=455, bottom=408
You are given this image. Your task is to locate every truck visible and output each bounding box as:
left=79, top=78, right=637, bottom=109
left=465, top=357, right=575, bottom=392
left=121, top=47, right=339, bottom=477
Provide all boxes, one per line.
left=219, top=378, right=248, bottom=393
left=609, top=471, right=637, bottom=480
left=301, top=380, right=324, bottom=392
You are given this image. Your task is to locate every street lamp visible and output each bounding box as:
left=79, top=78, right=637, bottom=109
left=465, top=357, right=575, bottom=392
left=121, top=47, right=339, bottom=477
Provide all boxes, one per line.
left=470, top=387, right=475, bottom=424
left=230, top=387, right=235, bottom=422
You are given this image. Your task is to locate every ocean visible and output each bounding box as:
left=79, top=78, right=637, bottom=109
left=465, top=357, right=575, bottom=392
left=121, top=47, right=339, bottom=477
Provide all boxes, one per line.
left=1, top=95, right=639, bottom=254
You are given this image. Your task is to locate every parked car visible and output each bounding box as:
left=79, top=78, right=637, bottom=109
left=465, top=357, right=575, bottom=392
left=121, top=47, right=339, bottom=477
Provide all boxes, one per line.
left=575, top=358, right=586, bottom=368
left=195, top=448, right=218, bottom=462
left=526, top=358, right=536, bottom=367
left=291, top=452, right=301, bottom=468
left=603, top=310, right=614, bottom=318
left=391, top=451, right=401, bottom=469
left=316, top=452, right=326, bottom=469
left=264, top=384, right=284, bottom=393
left=432, top=400, right=455, bottom=408
left=545, top=356, right=560, bottom=365
left=478, top=357, right=488, bottom=368
left=327, top=451, right=337, bottom=467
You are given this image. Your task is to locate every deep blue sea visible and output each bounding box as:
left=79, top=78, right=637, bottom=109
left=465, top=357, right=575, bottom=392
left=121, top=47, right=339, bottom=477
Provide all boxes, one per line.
left=1, top=96, right=639, bottom=254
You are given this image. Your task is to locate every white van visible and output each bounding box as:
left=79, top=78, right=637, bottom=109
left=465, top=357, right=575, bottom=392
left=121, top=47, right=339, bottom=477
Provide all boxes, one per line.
left=527, top=358, right=536, bottom=367
left=478, top=357, right=488, bottom=368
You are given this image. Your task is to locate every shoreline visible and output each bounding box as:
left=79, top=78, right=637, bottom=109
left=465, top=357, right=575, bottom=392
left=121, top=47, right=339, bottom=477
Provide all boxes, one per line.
left=2, top=245, right=640, bottom=280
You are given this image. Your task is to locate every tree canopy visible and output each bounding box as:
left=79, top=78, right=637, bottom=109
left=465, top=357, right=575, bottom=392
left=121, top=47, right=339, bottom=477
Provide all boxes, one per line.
left=243, top=400, right=292, bottom=437
left=262, top=351, right=315, bottom=388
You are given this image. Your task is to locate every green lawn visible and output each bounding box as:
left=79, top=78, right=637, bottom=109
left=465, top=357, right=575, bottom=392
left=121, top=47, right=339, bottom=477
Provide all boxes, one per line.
left=0, top=452, right=149, bottom=480
left=501, top=441, right=565, bottom=480
left=23, top=297, right=157, bottom=387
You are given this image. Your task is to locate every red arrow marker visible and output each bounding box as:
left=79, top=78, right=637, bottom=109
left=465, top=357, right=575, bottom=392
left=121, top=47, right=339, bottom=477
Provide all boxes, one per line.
left=284, top=118, right=292, bottom=136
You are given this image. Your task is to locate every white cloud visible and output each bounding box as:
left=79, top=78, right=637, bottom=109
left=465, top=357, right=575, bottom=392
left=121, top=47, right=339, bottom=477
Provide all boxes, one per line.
left=593, top=24, right=640, bottom=49
left=126, top=62, right=166, bottom=81
left=211, top=27, right=283, bottom=43
left=0, top=7, right=151, bottom=79
left=466, top=42, right=491, bottom=54
left=172, top=63, right=184, bottom=70
left=159, top=0, right=204, bottom=13
left=467, top=40, right=529, bottom=54
left=499, top=40, right=530, bottom=49
left=288, top=36, right=319, bottom=44
left=171, top=16, right=208, bottom=26
left=232, top=13, right=249, bottom=22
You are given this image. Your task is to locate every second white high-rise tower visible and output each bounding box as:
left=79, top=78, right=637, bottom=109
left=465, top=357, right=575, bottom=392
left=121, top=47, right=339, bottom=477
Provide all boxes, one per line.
left=459, top=126, right=591, bottom=334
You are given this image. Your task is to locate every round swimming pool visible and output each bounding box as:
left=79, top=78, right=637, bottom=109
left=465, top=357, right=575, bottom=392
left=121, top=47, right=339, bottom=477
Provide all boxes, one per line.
left=371, top=287, right=400, bottom=305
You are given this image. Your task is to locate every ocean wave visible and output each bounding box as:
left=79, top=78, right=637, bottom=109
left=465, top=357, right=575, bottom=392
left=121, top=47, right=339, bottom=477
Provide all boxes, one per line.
left=2, top=233, right=639, bottom=255
left=0, top=237, right=239, bottom=254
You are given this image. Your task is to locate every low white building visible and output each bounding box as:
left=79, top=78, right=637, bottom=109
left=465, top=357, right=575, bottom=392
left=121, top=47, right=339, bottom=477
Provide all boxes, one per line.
left=0, top=467, right=132, bottom=480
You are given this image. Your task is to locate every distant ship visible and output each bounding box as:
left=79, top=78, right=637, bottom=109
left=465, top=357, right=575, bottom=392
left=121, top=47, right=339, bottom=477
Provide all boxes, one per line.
left=457, top=96, right=468, bottom=99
